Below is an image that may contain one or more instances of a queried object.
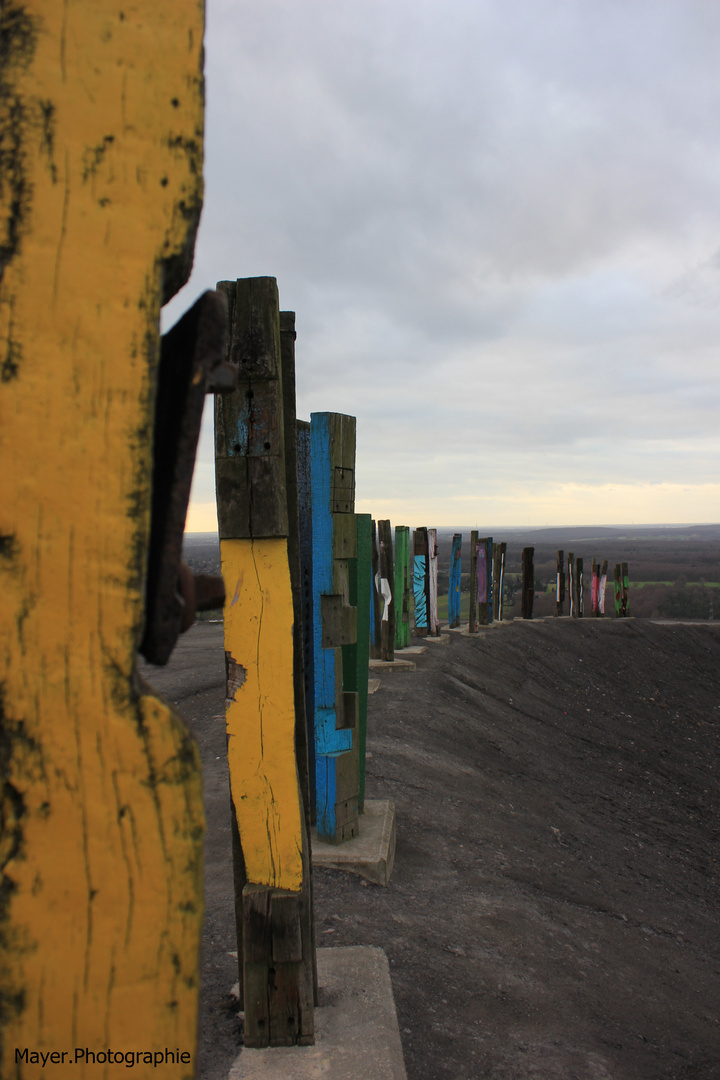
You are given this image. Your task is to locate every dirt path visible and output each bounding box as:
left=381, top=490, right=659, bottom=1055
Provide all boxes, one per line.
left=141, top=618, right=720, bottom=1080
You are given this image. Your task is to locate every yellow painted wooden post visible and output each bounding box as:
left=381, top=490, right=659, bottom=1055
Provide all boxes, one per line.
left=214, top=278, right=314, bottom=1047
left=0, top=2, right=207, bottom=1077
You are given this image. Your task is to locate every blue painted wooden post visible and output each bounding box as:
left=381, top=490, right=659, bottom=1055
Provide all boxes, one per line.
left=413, top=527, right=429, bottom=636
left=310, top=412, right=359, bottom=843
left=449, top=533, right=462, bottom=628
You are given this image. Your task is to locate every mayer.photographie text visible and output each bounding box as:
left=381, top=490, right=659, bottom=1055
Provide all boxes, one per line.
left=16, top=1048, right=191, bottom=1068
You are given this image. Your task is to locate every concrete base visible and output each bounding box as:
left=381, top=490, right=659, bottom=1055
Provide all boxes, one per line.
left=367, top=678, right=381, bottom=694
left=229, top=946, right=407, bottom=1080
left=421, top=633, right=449, bottom=644
left=368, top=658, right=416, bottom=671
left=395, top=644, right=427, bottom=655
left=311, top=799, right=396, bottom=886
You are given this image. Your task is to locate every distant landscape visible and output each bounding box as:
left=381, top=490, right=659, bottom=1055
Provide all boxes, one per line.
left=183, top=523, right=720, bottom=622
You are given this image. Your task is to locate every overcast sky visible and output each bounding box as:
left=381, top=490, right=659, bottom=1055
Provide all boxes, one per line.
left=163, top=0, right=720, bottom=530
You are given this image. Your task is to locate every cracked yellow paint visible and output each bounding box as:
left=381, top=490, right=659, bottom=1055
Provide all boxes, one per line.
left=222, top=538, right=304, bottom=891
left=0, top=2, right=205, bottom=1075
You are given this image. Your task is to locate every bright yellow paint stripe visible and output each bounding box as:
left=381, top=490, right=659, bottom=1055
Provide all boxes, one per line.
left=0, top=2, right=205, bottom=1073
left=222, top=538, right=303, bottom=891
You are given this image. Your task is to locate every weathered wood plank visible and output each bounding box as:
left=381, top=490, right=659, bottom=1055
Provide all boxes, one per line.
left=413, top=528, right=429, bottom=636
left=477, top=536, right=490, bottom=626
left=449, top=534, right=462, bottom=628
left=378, top=520, right=396, bottom=660
left=599, top=559, right=608, bottom=616
left=576, top=556, right=584, bottom=617
left=568, top=552, right=576, bottom=618
left=622, top=561, right=630, bottom=616
left=555, top=549, right=565, bottom=617
left=310, top=413, right=358, bottom=843
left=469, top=530, right=479, bottom=633
left=353, top=515, right=372, bottom=812
left=370, top=520, right=382, bottom=658
left=0, top=2, right=206, bottom=1062
left=522, top=547, right=535, bottom=619
left=394, top=526, right=411, bottom=647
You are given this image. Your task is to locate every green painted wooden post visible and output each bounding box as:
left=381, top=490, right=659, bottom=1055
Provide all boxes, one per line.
left=394, top=526, right=410, bottom=647
left=622, top=562, right=629, bottom=616
left=614, top=564, right=622, bottom=616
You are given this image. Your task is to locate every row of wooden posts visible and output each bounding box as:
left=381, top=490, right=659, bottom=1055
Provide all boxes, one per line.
left=214, top=276, right=634, bottom=1050
left=521, top=548, right=630, bottom=619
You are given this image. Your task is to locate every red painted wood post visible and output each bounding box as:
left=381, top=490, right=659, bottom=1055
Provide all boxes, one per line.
left=591, top=559, right=600, bottom=616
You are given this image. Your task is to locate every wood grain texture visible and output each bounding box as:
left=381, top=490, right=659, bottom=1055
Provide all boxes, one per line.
left=215, top=278, right=288, bottom=540
left=427, top=528, right=439, bottom=635
left=0, top=2, right=206, bottom=1070
left=222, top=540, right=304, bottom=889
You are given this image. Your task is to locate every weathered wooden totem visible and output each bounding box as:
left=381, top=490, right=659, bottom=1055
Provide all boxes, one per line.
left=576, top=556, right=584, bottom=617
left=215, top=278, right=316, bottom=1046
left=598, top=559, right=608, bottom=616
left=555, top=549, right=566, bottom=616
left=0, top=3, right=215, bottom=1072
left=427, top=528, right=441, bottom=635
left=591, top=559, right=600, bottom=616
left=568, top=552, right=576, bottom=617
left=413, top=527, right=429, bottom=636
left=521, top=547, right=535, bottom=619
left=370, top=519, right=382, bottom=658
left=449, top=534, right=463, bottom=628
left=394, top=526, right=411, bottom=647
left=621, top=562, right=630, bottom=616
left=350, top=515, right=372, bottom=812
left=377, top=519, right=396, bottom=660
left=310, top=413, right=359, bottom=844
left=470, top=535, right=492, bottom=628
left=492, top=541, right=507, bottom=621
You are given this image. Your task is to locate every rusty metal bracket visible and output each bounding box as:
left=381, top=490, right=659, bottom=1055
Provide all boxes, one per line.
left=140, top=290, right=233, bottom=665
